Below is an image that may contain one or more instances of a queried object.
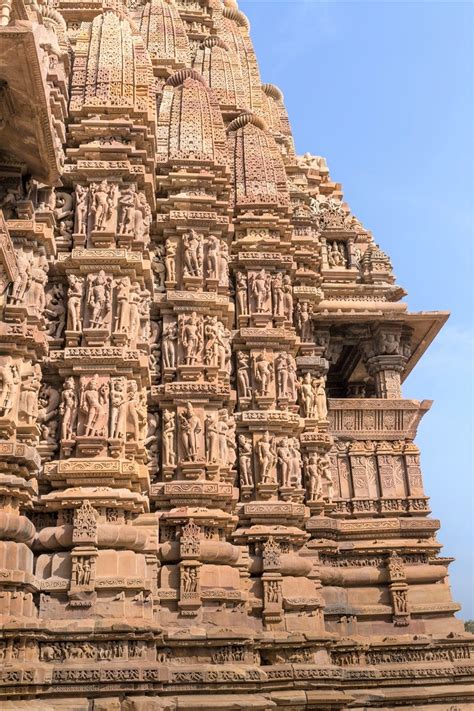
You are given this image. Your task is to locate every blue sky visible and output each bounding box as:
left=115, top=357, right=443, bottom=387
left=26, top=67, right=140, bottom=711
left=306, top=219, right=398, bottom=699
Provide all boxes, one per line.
left=239, top=0, right=474, bottom=619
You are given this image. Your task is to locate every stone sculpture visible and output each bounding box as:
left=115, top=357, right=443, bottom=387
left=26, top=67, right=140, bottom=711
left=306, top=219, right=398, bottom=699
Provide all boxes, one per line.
left=0, top=3, right=469, bottom=708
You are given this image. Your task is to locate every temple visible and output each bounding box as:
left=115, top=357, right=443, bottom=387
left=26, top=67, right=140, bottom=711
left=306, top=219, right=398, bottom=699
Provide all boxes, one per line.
left=0, top=0, right=472, bottom=709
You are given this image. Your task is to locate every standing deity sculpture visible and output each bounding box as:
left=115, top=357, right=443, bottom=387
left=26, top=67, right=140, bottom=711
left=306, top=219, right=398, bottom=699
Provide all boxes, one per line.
left=162, top=410, right=176, bottom=467
left=18, top=364, right=41, bottom=425
left=287, top=355, right=298, bottom=403
left=298, top=372, right=315, bottom=418
left=218, top=410, right=230, bottom=467
left=305, top=454, right=321, bottom=500
left=66, top=275, right=84, bottom=332
left=9, top=249, right=31, bottom=304
left=205, top=414, right=219, bottom=464
left=203, top=316, right=219, bottom=366
left=236, top=352, right=252, bottom=399
left=126, top=381, right=143, bottom=442
left=74, top=184, right=88, bottom=236
left=216, top=321, right=231, bottom=373
left=44, top=284, right=66, bottom=339
left=127, top=282, right=142, bottom=345
left=152, top=245, right=166, bottom=292
left=277, top=436, right=292, bottom=488
left=162, top=323, right=178, bottom=369
left=282, top=275, right=293, bottom=322
left=38, top=384, right=60, bottom=445
left=90, top=180, right=117, bottom=232
left=183, top=229, right=203, bottom=278
left=253, top=353, right=274, bottom=397
left=238, top=435, right=253, bottom=487
left=118, top=185, right=137, bottom=235
left=206, top=235, right=220, bottom=280
left=257, top=431, right=276, bottom=484
left=0, top=357, right=20, bottom=416
left=80, top=375, right=109, bottom=437
left=236, top=272, right=248, bottom=315
left=275, top=352, right=289, bottom=399
left=114, top=277, right=130, bottom=333
left=218, top=242, right=230, bottom=287
left=110, top=379, right=127, bottom=439
left=295, top=302, right=313, bottom=342
left=59, top=377, right=77, bottom=440
left=312, top=375, right=328, bottom=421
left=318, top=453, right=334, bottom=501
left=87, top=271, right=112, bottom=329
left=180, top=312, right=202, bottom=366
left=165, top=239, right=177, bottom=283
left=272, top=273, right=285, bottom=317
left=26, top=263, right=48, bottom=315
left=289, top=438, right=303, bottom=488
left=250, top=269, right=271, bottom=313
left=179, top=403, right=202, bottom=462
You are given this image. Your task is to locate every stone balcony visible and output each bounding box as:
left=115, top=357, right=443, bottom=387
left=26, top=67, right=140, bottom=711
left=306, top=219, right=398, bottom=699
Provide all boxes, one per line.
left=328, top=397, right=432, bottom=441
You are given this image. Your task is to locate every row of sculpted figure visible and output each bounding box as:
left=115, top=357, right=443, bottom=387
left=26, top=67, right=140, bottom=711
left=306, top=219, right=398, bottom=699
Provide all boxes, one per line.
left=161, top=404, right=236, bottom=468
left=235, top=269, right=293, bottom=320
left=237, top=432, right=334, bottom=501
left=8, top=248, right=49, bottom=316
left=57, top=375, right=147, bottom=443
left=42, top=272, right=151, bottom=345
left=161, top=314, right=231, bottom=373
left=0, top=358, right=41, bottom=425
left=151, top=232, right=230, bottom=290
left=74, top=181, right=151, bottom=243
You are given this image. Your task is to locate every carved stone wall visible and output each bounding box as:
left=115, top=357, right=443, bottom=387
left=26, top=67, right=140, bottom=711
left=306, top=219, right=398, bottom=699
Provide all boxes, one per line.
left=0, top=0, right=471, bottom=709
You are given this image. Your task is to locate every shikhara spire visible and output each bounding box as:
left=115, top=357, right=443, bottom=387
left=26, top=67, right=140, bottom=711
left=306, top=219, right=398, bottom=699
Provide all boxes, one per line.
left=0, top=0, right=471, bottom=709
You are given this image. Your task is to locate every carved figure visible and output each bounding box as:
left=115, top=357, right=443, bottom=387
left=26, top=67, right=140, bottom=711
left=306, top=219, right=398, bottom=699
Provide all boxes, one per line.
left=250, top=269, right=271, bottom=313
left=277, top=436, right=292, bottom=487
left=218, top=409, right=229, bottom=466
left=162, top=410, right=176, bottom=467
left=38, top=384, right=60, bottom=445
left=74, top=185, right=88, bottom=236
left=179, top=403, right=202, bottom=462
left=203, top=316, right=218, bottom=366
left=257, top=431, right=276, bottom=484
left=275, top=352, right=289, bottom=398
left=115, top=277, right=130, bottom=333
left=236, top=272, right=248, bottom=315
left=87, top=271, right=112, bottom=329
left=306, top=453, right=321, bottom=500
left=152, top=245, right=166, bottom=291
left=312, top=375, right=328, bottom=421
left=205, top=414, right=219, bottom=464
left=206, top=235, right=220, bottom=279
left=162, top=323, right=178, bottom=369
left=236, top=352, right=252, bottom=398
left=253, top=353, right=273, bottom=397
left=298, top=372, right=315, bottom=418
left=18, top=365, right=41, bottom=425
left=180, top=312, right=202, bottom=365
left=90, top=180, right=116, bottom=231
left=10, top=249, right=31, bottom=304
left=110, top=378, right=127, bottom=439
left=44, top=285, right=66, bottom=339
left=295, top=302, right=313, bottom=341
left=318, top=453, right=334, bottom=501
left=80, top=375, right=109, bottom=437
left=282, top=275, right=293, bottom=321
left=67, top=275, right=84, bottom=332
left=272, top=273, right=284, bottom=316
left=183, top=229, right=203, bottom=277
left=60, top=377, right=77, bottom=440
left=165, top=240, right=177, bottom=282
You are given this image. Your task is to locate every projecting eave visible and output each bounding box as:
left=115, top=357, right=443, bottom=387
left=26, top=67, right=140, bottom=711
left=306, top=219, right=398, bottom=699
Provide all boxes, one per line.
left=313, top=309, right=449, bottom=382
left=0, top=21, right=62, bottom=184
left=401, top=310, right=450, bottom=381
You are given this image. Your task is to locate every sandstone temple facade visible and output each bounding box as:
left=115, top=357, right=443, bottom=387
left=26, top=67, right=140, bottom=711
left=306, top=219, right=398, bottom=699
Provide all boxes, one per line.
left=0, top=1, right=472, bottom=709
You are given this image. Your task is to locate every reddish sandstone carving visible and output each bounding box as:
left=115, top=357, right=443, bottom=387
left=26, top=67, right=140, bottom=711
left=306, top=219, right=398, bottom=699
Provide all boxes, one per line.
left=0, top=0, right=471, bottom=709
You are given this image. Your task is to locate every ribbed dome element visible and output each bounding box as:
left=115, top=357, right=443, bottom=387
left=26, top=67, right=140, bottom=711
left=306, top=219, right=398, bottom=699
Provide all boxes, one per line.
left=227, top=112, right=289, bottom=208
left=70, top=10, right=155, bottom=119
left=193, top=36, right=245, bottom=112
left=215, top=8, right=262, bottom=115
left=157, top=70, right=227, bottom=164
left=261, top=83, right=294, bottom=155
left=134, top=0, right=191, bottom=75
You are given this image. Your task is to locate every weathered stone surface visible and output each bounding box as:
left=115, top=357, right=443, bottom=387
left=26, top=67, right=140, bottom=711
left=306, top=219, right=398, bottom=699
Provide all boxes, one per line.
left=0, top=0, right=472, bottom=709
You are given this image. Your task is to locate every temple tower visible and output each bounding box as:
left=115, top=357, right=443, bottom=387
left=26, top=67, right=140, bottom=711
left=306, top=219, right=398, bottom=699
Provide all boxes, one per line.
left=0, top=0, right=471, bottom=709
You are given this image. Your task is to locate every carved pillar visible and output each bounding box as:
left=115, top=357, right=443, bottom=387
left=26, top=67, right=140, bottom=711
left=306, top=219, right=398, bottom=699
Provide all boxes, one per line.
left=361, top=325, right=412, bottom=399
